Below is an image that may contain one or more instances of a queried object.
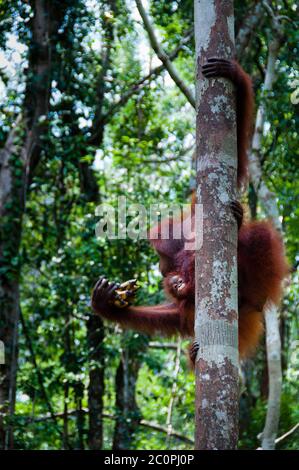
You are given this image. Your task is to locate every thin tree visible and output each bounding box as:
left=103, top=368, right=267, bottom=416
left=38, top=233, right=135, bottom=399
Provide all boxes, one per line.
left=194, top=0, right=239, bottom=449
left=248, top=7, right=287, bottom=448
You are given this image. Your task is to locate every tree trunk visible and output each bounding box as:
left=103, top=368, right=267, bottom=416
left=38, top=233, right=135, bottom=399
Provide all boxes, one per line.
left=75, top=382, right=85, bottom=450
left=87, top=316, right=105, bottom=450
left=0, top=0, right=64, bottom=448
left=194, top=0, right=239, bottom=450
left=112, top=340, right=143, bottom=450
left=0, top=121, right=23, bottom=450
left=136, top=0, right=195, bottom=108
left=261, top=302, right=282, bottom=450
left=249, top=38, right=283, bottom=231
left=82, top=2, right=116, bottom=449
left=248, top=34, right=284, bottom=450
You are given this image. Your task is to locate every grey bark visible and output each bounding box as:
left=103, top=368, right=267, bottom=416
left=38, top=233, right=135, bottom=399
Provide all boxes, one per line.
left=194, top=0, right=239, bottom=449
left=261, top=301, right=282, bottom=449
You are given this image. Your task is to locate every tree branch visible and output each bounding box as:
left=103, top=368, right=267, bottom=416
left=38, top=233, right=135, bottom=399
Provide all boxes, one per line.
left=17, top=409, right=194, bottom=445
left=149, top=342, right=177, bottom=350
left=135, top=0, right=195, bottom=108
left=248, top=36, right=284, bottom=231
left=275, top=422, right=299, bottom=445
left=94, top=28, right=194, bottom=136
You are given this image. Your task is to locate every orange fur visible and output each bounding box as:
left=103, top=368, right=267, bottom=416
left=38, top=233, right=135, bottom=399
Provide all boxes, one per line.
left=92, top=219, right=288, bottom=359
left=234, top=61, right=254, bottom=187
left=92, top=60, right=288, bottom=363
left=238, top=309, right=264, bottom=359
